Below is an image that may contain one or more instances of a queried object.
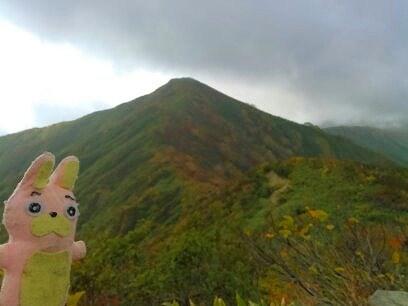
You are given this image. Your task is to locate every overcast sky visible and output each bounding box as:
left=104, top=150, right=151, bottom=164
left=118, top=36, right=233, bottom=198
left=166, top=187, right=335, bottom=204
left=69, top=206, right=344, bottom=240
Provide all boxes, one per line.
left=0, top=1, right=407, bottom=134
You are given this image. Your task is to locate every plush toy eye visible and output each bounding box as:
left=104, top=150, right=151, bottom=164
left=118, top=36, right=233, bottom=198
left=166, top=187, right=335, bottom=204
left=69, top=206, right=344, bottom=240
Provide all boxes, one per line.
left=27, top=202, right=42, bottom=216
left=65, top=205, right=79, bottom=219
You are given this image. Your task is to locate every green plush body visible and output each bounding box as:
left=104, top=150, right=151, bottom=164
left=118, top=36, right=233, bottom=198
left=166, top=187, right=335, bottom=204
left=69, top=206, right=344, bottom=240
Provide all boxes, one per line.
left=20, top=251, right=71, bottom=306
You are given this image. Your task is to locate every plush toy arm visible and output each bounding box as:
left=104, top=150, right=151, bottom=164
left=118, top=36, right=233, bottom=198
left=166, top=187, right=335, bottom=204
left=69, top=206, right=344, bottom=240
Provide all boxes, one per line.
left=0, top=243, right=11, bottom=269
left=72, top=240, right=86, bottom=261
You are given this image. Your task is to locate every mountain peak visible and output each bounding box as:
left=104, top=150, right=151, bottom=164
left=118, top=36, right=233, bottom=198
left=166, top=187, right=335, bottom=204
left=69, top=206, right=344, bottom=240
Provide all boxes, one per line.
left=161, top=77, right=205, bottom=90
left=167, top=77, right=201, bottom=84
left=152, top=77, right=221, bottom=98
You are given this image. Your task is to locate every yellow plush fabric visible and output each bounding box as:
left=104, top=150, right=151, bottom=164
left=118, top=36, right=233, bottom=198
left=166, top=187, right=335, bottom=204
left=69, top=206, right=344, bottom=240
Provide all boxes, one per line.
left=31, top=215, right=72, bottom=237
left=20, top=251, right=71, bottom=306
left=60, top=161, right=79, bottom=190
left=33, top=159, right=54, bottom=189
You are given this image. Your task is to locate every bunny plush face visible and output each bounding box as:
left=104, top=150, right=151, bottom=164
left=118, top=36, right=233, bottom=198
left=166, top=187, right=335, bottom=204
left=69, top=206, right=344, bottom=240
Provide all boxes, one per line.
left=3, top=152, right=80, bottom=251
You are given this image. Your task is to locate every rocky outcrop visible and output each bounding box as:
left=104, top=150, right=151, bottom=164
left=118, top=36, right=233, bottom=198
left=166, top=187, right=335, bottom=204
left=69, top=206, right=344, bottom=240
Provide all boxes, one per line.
left=369, top=290, right=408, bottom=306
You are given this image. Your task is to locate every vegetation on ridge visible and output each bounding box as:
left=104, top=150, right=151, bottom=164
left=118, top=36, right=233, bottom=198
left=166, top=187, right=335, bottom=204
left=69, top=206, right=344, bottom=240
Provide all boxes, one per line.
left=72, top=158, right=407, bottom=305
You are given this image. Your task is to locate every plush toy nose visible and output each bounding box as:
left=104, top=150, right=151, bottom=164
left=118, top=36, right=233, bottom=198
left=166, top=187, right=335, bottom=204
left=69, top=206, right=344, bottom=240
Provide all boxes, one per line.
left=49, top=212, right=58, bottom=218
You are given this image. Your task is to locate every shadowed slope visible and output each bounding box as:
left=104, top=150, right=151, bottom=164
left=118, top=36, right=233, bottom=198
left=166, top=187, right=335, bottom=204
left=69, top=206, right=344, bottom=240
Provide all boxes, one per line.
left=0, top=78, right=391, bottom=238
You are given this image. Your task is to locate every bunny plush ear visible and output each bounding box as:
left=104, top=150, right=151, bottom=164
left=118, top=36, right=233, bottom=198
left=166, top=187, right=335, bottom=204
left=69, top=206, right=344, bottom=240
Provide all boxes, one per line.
left=18, top=152, right=55, bottom=190
left=50, top=156, right=80, bottom=191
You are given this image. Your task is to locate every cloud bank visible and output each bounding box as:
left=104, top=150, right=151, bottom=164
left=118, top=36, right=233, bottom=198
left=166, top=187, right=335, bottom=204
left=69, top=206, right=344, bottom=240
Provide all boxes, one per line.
left=0, top=0, right=407, bottom=127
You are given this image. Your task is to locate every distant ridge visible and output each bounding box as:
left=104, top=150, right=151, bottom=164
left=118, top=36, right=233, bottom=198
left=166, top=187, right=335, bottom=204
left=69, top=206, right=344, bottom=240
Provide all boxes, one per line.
left=326, top=125, right=408, bottom=167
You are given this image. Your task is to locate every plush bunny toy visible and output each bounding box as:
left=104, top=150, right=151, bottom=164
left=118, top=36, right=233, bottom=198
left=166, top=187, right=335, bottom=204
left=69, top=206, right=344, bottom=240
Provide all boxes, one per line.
left=0, top=152, right=86, bottom=306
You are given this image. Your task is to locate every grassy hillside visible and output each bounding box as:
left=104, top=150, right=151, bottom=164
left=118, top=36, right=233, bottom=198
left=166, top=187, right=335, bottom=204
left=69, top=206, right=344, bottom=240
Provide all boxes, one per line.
left=73, top=158, right=408, bottom=305
left=0, top=78, right=403, bottom=305
left=326, top=125, right=408, bottom=167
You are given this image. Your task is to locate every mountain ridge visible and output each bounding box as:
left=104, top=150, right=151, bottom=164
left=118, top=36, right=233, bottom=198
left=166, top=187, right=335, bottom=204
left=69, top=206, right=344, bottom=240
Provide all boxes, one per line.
left=0, top=78, right=392, bottom=198
left=0, top=78, right=406, bottom=305
left=326, top=125, right=408, bottom=167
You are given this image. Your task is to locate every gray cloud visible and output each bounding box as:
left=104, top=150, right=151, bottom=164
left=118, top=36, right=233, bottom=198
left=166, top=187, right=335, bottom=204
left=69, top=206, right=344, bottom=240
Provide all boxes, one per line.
left=1, top=0, right=407, bottom=126
left=32, top=102, right=109, bottom=128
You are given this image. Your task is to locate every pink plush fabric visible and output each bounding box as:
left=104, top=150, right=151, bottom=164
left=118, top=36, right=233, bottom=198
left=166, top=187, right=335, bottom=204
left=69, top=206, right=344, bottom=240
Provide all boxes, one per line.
left=0, top=152, right=86, bottom=306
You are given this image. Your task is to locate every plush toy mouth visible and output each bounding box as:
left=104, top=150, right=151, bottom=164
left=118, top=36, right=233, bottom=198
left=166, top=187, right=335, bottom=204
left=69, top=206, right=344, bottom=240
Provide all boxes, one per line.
left=31, top=215, right=72, bottom=237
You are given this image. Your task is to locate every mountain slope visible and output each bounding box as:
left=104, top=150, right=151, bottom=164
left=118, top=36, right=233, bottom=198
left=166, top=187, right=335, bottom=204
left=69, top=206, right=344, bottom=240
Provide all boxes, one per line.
left=0, top=78, right=405, bottom=305
left=0, top=78, right=391, bottom=235
left=326, top=125, right=408, bottom=167
left=74, top=158, right=408, bottom=305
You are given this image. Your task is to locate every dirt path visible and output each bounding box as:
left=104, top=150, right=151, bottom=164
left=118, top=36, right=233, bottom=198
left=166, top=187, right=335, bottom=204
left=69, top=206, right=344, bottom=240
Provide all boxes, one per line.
left=267, top=171, right=290, bottom=205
